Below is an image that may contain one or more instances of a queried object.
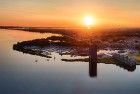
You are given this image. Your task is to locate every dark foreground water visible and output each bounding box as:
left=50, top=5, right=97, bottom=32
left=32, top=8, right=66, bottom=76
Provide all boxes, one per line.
left=0, top=29, right=140, bottom=94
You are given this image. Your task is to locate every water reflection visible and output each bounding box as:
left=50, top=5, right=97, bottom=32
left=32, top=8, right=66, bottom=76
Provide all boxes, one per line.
left=89, top=42, right=98, bottom=77
left=89, top=62, right=97, bottom=77
left=116, top=63, right=136, bottom=72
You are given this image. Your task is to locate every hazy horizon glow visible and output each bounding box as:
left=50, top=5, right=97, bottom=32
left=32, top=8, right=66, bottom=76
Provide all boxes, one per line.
left=0, top=0, right=140, bottom=28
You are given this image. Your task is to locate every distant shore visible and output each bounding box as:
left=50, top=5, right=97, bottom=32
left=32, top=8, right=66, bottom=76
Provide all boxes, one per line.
left=1, top=26, right=140, bottom=37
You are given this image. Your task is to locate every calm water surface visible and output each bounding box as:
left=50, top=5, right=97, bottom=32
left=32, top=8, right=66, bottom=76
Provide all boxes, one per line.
left=0, top=29, right=140, bottom=94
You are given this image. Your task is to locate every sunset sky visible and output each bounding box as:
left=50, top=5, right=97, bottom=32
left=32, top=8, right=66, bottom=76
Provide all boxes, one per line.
left=0, top=0, right=140, bottom=28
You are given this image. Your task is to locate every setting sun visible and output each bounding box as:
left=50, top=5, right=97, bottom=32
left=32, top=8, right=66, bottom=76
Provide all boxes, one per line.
left=84, top=16, right=95, bottom=27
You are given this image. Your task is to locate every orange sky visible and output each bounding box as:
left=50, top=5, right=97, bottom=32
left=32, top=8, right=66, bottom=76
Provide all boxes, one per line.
left=0, top=0, right=140, bottom=28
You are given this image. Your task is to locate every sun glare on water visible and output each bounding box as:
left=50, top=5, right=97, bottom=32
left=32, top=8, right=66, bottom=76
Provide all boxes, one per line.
left=84, top=16, right=96, bottom=28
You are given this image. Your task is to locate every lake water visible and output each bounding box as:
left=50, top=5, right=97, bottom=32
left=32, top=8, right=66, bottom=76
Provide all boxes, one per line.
left=0, top=29, right=140, bottom=94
